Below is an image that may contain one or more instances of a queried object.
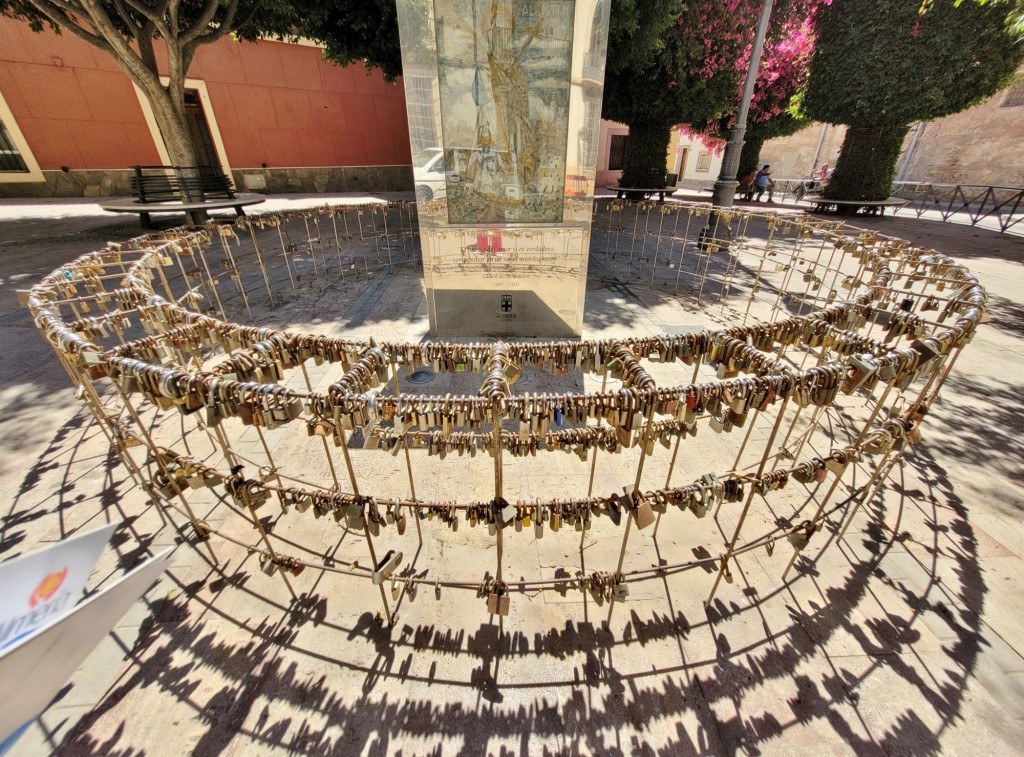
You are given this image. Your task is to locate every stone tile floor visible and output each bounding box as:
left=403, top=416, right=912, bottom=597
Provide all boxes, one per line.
left=1, top=193, right=1023, bottom=755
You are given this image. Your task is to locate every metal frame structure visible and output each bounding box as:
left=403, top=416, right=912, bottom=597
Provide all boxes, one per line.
left=21, top=200, right=984, bottom=627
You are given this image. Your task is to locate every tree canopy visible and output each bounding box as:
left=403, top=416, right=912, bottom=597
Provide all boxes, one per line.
left=805, top=0, right=1024, bottom=126
left=602, top=0, right=825, bottom=187
left=803, top=0, right=1024, bottom=200
left=298, top=0, right=406, bottom=82
left=682, top=12, right=819, bottom=179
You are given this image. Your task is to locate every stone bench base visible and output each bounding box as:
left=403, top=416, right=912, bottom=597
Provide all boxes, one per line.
left=804, top=195, right=907, bottom=217
left=608, top=186, right=677, bottom=203
left=100, top=193, right=266, bottom=228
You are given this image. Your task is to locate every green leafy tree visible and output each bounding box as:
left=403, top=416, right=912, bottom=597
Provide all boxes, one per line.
left=804, top=0, right=1024, bottom=201
left=0, top=0, right=309, bottom=169
left=685, top=15, right=819, bottom=182
left=298, top=0, right=426, bottom=82
left=603, top=0, right=825, bottom=189
left=602, top=0, right=740, bottom=188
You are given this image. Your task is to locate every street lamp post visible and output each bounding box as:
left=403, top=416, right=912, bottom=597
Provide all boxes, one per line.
left=710, top=0, right=775, bottom=209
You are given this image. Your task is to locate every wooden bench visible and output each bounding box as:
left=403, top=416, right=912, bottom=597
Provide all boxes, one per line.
left=608, top=184, right=677, bottom=203
left=100, top=165, right=265, bottom=227
left=804, top=195, right=908, bottom=217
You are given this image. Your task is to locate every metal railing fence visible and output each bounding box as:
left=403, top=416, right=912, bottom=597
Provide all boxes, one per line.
left=673, top=178, right=1024, bottom=234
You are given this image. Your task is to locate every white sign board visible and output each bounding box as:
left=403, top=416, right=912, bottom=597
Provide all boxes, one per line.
left=0, top=523, right=117, bottom=652
left=0, top=548, right=172, bottom=748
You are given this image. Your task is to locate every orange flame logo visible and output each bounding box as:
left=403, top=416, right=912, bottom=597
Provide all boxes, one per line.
left=29, top=568, right=68, bottom=608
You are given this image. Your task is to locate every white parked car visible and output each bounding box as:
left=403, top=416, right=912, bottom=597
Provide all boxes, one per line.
left=413, top=148, right=447, bottom=202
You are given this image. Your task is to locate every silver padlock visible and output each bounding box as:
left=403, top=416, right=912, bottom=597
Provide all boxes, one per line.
left=372, top=550, right=403, bottom=585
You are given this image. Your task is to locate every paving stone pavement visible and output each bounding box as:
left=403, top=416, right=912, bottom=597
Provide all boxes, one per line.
left=1, top=193, right=1023, bottom=756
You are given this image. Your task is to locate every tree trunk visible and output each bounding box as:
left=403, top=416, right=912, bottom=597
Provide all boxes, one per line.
left=147, top=87, right=198, bottom=168
left=737, top=134, right=766, bottom=182
left=139, top=80, right=208, bottom=223
left=825, top=124, right=910, bottom=201
left=620, top=121, right=673, bottom=188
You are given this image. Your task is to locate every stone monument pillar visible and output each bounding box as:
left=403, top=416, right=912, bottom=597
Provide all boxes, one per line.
left=397, top=0, right=611, bottom=337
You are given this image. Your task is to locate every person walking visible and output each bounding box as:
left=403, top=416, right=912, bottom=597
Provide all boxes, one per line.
left=754, top=165, right=775, bottom=203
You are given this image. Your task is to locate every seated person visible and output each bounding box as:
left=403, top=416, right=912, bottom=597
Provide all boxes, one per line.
left=737, top=170, right=757, bottom=201
left=795, top=162, right=832, bottom=202
left=754, top=165, right=775, bottom=202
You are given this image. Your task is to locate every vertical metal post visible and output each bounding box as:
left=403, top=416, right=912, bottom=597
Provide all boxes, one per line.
left=193, top=239, right=228, bottom=318
left=113, top=382, right=218, bottom=563
left=69, top=360, right=166, bottom=528
left=254, top=425, right=288, bottom=514
left=247, top=223, right=275, bottom=300
left=335, top=422, right=393, bottom=624
left=705, top=393, right=790, bottom=607
left=607, top=385, right=658, bottom=623
left=245, top=497, right=298, bottom=600
left=586, top=368, right=609, bottom=498
left=492, top=395, right=504, bottom=588
left=652, top=431, right=684, bottom=539
left=837, top=450, right=900, bottom=540
left=392, top=358, right=423, bottom=544
left=298, top=363, right=341, bottom=489
left=709, top=0, right=775, bottom=208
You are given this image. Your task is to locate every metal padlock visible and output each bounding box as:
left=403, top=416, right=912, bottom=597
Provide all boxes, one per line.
left=844, top=354, right=878, bottom=394
left=486, top=592, right=510, bottom=616
left=499, top=501, right=516, bottom=526
left=633, top=500, right=655, bottom=529
left=372, top=550, right=403, bottom=585
left=346, top=503, right=366, bottom=530
left=878, top=362, right=898, bottom=381
left=825, top=457, right=848, bottom=477
left=910, top=338, right=939, bottom=366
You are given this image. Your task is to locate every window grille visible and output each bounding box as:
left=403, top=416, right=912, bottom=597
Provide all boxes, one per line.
left=608, top=134, right=627, bottom=171
left=0, top=119, right=29, bottom=173
left=405, top=76, right=438, bottom=150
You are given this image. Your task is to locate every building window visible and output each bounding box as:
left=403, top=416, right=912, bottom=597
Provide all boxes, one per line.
left=1000, top=78, right=1024, bottom=108
left=0, top=119, right=29, bottom=173
left=608, top=134, right=627, bottom=171
left=0, top=92, right=43, bottom=183
left=696, top=151, right=712, bottom=172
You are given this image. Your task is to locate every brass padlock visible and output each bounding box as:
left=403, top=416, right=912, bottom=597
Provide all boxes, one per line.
left=633, top=500, right=656, bottom=529
left=486, top=591, right=510, bottom=616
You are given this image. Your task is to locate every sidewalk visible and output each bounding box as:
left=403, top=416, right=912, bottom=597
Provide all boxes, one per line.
left=1, top=194, right=1023, bottom=755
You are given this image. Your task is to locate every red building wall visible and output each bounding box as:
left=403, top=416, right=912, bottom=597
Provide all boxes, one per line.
left=0, top=18, right=161, bottom=170
left=189, top=38, right=412, bottom=170
left=0, top=16, right=411, bottom=174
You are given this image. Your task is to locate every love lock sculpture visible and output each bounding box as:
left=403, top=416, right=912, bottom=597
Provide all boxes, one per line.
left=22, top=200, right=984, bottom=626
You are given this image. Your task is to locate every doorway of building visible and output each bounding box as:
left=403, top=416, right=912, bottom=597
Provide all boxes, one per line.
left=675, top=147, right=689, bottom=180
left=183, top=90, right=220, bottom=167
